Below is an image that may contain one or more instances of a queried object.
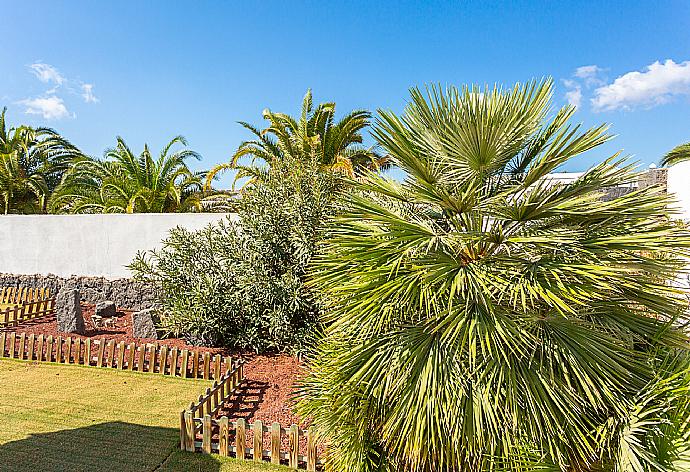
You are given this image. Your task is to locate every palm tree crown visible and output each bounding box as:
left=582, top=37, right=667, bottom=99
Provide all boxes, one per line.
left=206, top=90, right=386, bottom=188
left=297, top=80, right=690, bottom=471
left=661, top=141, right=690, bottom=167
left=0, top=107, right=80, bottom=214
left=52, top=136, right=204, bottom=213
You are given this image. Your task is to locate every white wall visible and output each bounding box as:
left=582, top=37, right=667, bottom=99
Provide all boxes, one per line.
left=0, top=213, right=234, bottom=279
left=667, top=161, right=690, bottom=221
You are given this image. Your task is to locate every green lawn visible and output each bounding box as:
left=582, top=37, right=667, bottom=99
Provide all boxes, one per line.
left=0, top=358, right=287, bottom=472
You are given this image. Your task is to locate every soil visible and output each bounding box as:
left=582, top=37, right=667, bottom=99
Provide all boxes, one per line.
left=5, top=303, right=306, bottom=431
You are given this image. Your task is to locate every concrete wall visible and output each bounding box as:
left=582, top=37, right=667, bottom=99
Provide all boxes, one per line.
left=667, top=161, right=690, bottom=221
left=0, top=213, right=234, bottom=279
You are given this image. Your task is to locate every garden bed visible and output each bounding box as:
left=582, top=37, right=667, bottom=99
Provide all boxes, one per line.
left=4, top=303, right=305, bottom=433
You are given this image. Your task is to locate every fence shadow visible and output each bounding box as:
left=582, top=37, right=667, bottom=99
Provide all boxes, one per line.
left=216, top=379, right=270, bottom=420
left=0, top=421, right=221, bottom=472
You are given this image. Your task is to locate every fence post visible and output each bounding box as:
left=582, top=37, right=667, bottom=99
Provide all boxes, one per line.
left=219, top=416, right=229, bottom=457
left=204, top=387, right=212, bottom=414
left=192, top=351, right=199, bottom=379
left=202, top=414, right=212, bottom=453
left=74, top=338, right=82, bottom=364
left=289, top=424, right=299, bottom=468
left=0, top=332, right=5, bottom=357
left=307, top=428, right=317, bottom=471
left=184, top=411, right=195, bottom=452
left=148, top=344, right=156, bottom=372
left=236, top=418, right=246, bottom=461
left=271, top=423, right=281, bottom=464
left=253, top=420, right=263, bottom=462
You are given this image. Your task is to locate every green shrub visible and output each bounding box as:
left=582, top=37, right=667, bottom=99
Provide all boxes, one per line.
left=129, top=158, right=337, bottom=352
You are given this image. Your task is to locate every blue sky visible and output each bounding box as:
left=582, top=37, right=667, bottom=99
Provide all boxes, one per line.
left=2, top=1, right=689, bottom=186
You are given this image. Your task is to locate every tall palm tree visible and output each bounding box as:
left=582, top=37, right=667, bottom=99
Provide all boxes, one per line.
left=205, top=90, right=386, bottom=189
left=0, top=107, right=80, bottom=214
left=297, top=80, right=690, bottom=471
left=52, top=136, right=205, bottom=213
left=661, top=141, right=690, bottom=167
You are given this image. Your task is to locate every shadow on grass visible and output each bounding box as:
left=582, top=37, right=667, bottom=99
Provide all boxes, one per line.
left=0, top=421, right=221, bottom=472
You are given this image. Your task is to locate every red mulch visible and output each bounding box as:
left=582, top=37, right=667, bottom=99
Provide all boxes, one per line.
left=5, top=303, right=307, bottom=431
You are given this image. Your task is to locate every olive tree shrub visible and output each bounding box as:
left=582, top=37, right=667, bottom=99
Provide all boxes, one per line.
left=129, top=158, right=337, bottom=352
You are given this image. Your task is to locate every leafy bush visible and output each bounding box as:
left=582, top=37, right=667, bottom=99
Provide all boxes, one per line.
left=129, top=158, right=337, bottom=352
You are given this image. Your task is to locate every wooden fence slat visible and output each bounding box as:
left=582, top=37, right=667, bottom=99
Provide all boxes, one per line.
left=36, top=334, right=44, bottom=361
left=170, top=347, right=178, bottom=377
left=0, top=332, right=5, bottom=357
left=307, top=428, right=317, bottom=471
left=202, top=415, right=212, bottom=453
left=289, top=424, right=299, bottom=468
left=46, top=335, right=53, bottom=362
left=203, top=352, right=210, bottom=380
left=18, top=333, right=26, bottom=360
left=160, top=346, right=168, bottom=375
left=106, top=340, right=115, bottom=367
left=97, top=340, right=105, bottom=367
left=179, top=410, right=186, bottom=451
left=184, top=411, right=195, bottom=452
left=128, top=343, right=135, bottom=370
left=117, top=341, right=125, bottom=369
left=137, top=345, right=145, bottom=371
left=192, top=351, right=199, bottom=379
left=148, top=344, right=156, bottom=372
left=213, top=354, right=221, bottom=380
left=65, top=337, right=73, bottom=363
left=27, top=334, right=35, bottom=361
left=55, top=336, right=63, bottom=363
left=181, top=349, right=189, bottom=378
left=204, top=387, right=212, bottom=415
left=271, top=423, right=281, bottom=464
left=253, top=420, right=263, bottom=462
left=219, top=416, right=229, bottom=457
left=236, top=418, right=246, bottom=461
left=74, top=338, right=82, bottom=364
left=85, top=339, right=92, bottom=366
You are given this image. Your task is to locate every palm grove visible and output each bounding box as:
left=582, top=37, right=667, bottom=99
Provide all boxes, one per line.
left=4, top=82, right=690, bottom=470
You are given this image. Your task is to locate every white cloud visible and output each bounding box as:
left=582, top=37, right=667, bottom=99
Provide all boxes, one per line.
left=18, top=96, right=71, bottom=120
left=565, top=86, right=582, bottom=108
left=592, top=59, right=690, bottom=111
left=29, top=63, right=65, bottom=86
left=81, top=83, right=99, bottom=103
left=574, top=65, right=606, bottom=87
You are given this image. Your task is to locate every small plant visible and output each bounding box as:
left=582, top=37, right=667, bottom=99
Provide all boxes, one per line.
left=130, top=157, right=337, bottom=352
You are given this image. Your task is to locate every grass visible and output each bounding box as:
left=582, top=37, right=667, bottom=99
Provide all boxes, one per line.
left=160, top=450, right=291, bottom=471
left=0, top=358, right=286, bottom=471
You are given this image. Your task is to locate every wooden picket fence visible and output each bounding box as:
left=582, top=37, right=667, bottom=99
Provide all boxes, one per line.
left=0, top=332, right=232, bottom=380
left=0, top=287, right=55, bottom=327
left=180, top=362, right=322, bottom=470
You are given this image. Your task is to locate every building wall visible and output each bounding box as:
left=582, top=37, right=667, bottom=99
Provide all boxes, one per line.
left=667, top=161, right=690, bottom=221
left=0, top=213, right=234, bottom=279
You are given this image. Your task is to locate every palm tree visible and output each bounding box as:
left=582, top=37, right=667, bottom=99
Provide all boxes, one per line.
left=661, top=141, right=690, bottom=167
left=297, top=80, right=690, bottom=471
left=0, top=107, right=80, bottom=214
left=205, top=90, right=386, bottom=189
left=52, top=136, right=205, bottom=213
